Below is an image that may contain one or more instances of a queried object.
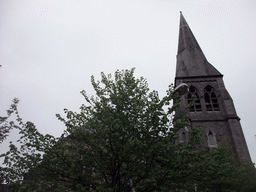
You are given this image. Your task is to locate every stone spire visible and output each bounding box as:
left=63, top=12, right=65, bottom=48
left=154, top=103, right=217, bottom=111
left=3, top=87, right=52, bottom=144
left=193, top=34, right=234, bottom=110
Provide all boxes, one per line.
left=176, top=12, right=222, bottom=78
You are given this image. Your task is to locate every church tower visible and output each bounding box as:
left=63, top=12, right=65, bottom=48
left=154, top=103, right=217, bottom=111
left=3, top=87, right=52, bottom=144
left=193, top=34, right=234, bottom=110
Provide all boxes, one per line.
left=174, top=12, right=251, bottom=162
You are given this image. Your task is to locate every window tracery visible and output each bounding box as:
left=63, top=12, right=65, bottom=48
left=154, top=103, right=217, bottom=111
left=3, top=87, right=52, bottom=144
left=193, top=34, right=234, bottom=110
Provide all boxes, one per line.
left=204, top=85, right=220, bottom=111
left=188, top=86, right=202, bottom=112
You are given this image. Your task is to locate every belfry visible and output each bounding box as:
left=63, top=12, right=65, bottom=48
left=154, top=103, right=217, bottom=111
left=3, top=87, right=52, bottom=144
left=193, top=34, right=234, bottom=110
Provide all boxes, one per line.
left=174, top=12, right=251, bottom=162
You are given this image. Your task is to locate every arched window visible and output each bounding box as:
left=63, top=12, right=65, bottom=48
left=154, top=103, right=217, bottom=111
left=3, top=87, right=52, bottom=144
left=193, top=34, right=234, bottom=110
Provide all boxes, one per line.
left=204, top=85, right=220, bottom=111
left=207, top=131, right=217, bottom=147
left=188, top=86, right=202, bottom=112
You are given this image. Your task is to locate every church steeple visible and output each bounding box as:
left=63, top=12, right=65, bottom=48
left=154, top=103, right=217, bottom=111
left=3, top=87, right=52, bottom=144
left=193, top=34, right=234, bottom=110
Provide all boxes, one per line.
left=174, top=13, right=251, bottom=163
left=176, top=12, right=222, bottom=78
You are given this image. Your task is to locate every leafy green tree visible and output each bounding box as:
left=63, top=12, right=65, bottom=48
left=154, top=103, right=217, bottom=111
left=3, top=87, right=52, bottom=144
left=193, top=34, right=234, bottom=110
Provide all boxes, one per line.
left=20, top=68, right=200, bottom=191
left=1, top=69, right=256, bottom=191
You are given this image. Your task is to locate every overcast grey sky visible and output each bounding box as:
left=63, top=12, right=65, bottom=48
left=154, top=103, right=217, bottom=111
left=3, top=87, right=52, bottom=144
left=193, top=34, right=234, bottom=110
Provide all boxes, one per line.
left=1, top=0, right=256, bottom=163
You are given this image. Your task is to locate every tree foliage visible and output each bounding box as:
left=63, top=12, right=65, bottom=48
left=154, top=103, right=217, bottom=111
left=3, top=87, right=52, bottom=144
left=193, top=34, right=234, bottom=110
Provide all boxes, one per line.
left=1, top=69, right=256, bottom=191
left=34, top=68, right=196, bottom=191
left=0, top=98, right=19, bottom=144
left=0, top=99, right=57, bottom=189
left=191, top=141, right=256, bottom=191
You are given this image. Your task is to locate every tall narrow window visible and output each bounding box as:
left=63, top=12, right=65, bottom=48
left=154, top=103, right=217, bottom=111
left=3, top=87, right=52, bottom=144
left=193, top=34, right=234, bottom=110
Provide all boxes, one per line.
left=207, top=131, right=217, bottom=147
left=204, top=85, right=220, bottom=111
left=188, top=86, right=202, bottom=112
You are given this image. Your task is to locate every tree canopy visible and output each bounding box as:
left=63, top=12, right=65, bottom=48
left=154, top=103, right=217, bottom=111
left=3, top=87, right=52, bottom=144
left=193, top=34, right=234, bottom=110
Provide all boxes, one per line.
left=1, top=68, right=256, bottom=191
